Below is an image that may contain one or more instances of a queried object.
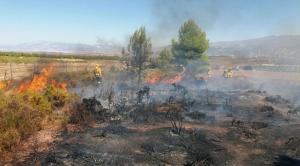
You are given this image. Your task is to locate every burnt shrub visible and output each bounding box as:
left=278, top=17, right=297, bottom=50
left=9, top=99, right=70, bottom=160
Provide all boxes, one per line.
left=82, top=97, right=103, bottom=113
left=67, top=101, right=93, bottom=124
left=260, top=105, right=274, bottom=113
left=180, top=130, right=230, bottom=166
left=185, top=112, right=206, bottom=120
left=265, top=95, right=290, bottom=105
left=243, top=65, right=253, bottom=70
left=129, top=103, right=166, bottom=124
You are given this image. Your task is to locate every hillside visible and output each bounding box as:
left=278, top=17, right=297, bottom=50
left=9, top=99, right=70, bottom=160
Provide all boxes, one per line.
left=209, top=35, right=300, bottom=58
left=0, top=41, right=122, bottom=55
left=1, top=35, right=300, bottom=59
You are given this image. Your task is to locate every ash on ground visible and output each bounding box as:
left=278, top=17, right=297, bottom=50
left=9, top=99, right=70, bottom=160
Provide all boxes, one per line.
left=20, top=78, right=300, bottom=166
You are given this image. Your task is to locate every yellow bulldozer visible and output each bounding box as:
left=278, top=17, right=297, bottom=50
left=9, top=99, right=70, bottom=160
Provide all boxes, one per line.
left=223, top=68, right=233, bottom=78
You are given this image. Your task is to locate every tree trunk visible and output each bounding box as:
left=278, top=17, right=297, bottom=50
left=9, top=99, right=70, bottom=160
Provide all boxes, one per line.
left=137, top=67, right=142, bottom=89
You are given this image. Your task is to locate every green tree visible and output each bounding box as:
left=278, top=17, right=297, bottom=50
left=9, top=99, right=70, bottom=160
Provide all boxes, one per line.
left=128, top=27, right=152, bottom=87
left=172, top=19, right=209, bottom=65
left=158, top=48, right=173, bottom=67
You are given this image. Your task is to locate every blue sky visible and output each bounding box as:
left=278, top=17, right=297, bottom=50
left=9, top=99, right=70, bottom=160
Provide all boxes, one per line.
left=0, top=0, right=299, bottom=46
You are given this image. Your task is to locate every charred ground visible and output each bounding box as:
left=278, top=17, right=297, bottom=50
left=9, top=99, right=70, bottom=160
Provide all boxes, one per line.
left=11, top=71, right=300, bottom=166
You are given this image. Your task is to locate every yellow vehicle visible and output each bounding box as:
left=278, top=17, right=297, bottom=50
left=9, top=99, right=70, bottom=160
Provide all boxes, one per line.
left=223, top=69, right=233, bottom=78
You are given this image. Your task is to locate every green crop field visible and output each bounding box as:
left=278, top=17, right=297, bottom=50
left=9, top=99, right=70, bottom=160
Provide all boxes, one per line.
left=0, top=51, right=121, bottom=64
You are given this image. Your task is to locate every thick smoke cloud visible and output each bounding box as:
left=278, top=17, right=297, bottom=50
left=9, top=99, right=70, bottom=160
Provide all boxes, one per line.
left=150, top=0, right=300, bottom=46
left=151, top=0, right=222, bottom=46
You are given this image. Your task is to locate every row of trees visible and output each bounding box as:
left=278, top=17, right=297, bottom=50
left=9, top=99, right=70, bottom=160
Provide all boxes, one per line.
left=126, top=19, right=209, bottom=87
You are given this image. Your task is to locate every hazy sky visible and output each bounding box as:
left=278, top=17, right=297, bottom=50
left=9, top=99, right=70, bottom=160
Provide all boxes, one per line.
left=0, top=0, right=299, bottom=46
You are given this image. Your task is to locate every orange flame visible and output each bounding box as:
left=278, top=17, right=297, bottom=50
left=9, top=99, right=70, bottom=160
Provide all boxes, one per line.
left=50, top=80, right=68, bottom=92
left=146, top=72, right=162, bottom=84
left=0, top=81, right=6, bottom=90
left=0, top=80, right=13, bottom=91
left=17, top=64, right=67, bottom=93
left=162, top=74, right=184, bottom=84
left=146, top=71, right=184, bottom=85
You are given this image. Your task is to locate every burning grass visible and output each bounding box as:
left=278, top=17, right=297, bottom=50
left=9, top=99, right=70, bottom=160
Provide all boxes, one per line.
left=146, top=70, right=162, bottom=84
left=0, top=63, right=78, bottom=156
left=0, top=81, right=6, bottom=90
left=146, top=68, right=184, bottom=85
left=2, top=58, right=300, bottom=165
left=18, top=63, right=60, bottom=93
left=0, top=80, right=13, bottom=91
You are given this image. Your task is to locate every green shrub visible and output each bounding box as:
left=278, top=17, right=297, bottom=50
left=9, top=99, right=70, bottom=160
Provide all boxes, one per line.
left=22, top=91, right=52, bottom=114
left=45, top=85, right=70, bottom=108
left=0, top=129, right=20, bottom=150
left=158, top=48, right=173, bottom=68
left=0, top=86, right=74, bottom=153
left=0, top=93, right=47, bottom=152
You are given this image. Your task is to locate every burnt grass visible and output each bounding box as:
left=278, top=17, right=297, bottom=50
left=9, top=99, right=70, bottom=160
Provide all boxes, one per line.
left=36, top=125, right=231, bottom=166
left=18, top=87, right=300, bottom=166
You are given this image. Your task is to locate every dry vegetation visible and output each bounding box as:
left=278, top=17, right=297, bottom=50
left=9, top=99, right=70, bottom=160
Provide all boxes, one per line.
left=0, top=63, right=83, bottom=161
left=0, top=86, right=71, bottom=152
left=0, top=58, right=300, bottom=165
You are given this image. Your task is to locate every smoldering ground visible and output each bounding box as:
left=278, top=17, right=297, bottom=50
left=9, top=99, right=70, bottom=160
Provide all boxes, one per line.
left=32, top=69, right=300, bottom=166
left=8, top=61, right=299, bottom=165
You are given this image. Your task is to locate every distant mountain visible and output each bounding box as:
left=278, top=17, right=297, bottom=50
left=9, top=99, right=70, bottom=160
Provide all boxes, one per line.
left=0, top=41, right=122, bottom=55
left=2, top=35, right=300, bottom=58
left=209, top=35, right=300, bottom=58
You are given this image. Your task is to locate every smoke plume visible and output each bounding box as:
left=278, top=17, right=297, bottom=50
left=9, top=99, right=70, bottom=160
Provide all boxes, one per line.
left=151, top=0, right=222, bottom=46
left=150, top=0, right=300, bottom=47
